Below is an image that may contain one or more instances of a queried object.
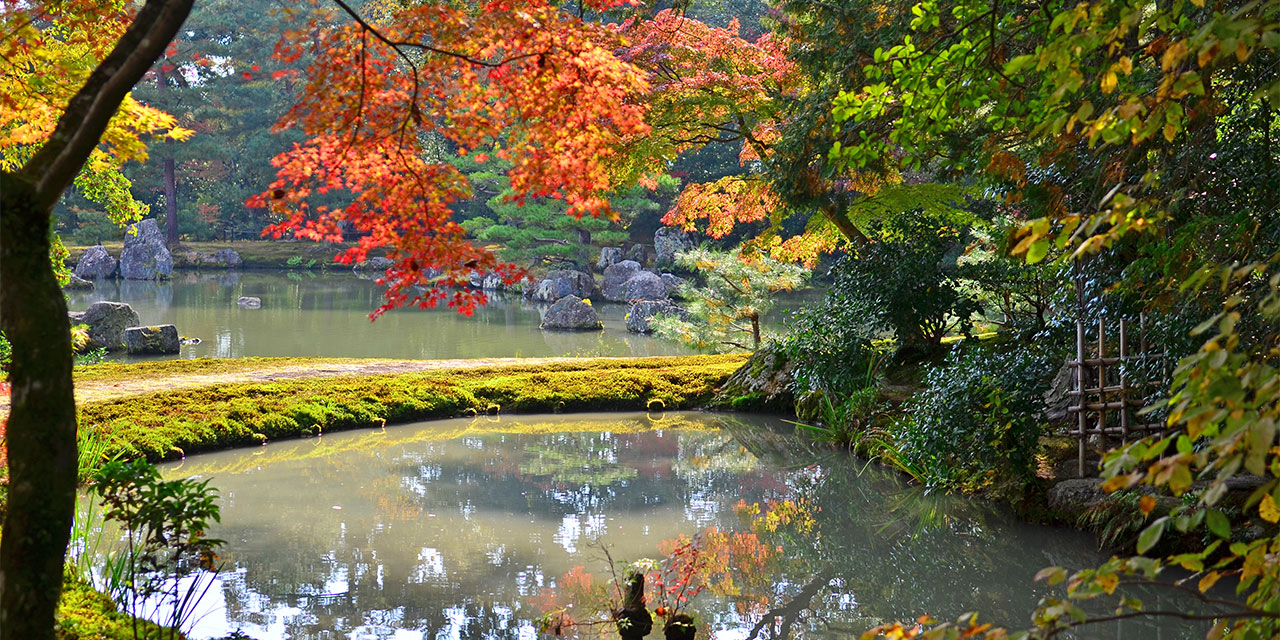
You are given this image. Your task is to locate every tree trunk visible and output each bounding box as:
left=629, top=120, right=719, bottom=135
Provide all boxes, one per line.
left=750, top=312, right=760, bottom=349
left=0, top=1, right=195, bottom=637
left=0, top=174, right=79, bottom=640
left=158, top=64, right=179, bottom=247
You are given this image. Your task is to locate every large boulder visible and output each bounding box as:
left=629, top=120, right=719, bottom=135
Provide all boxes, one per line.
left=711, top=342, right=796, bottom=410
left=622, top=271, right=669, bottom=302
left=597, top=247, right=623, bottom=271
left=660, top=273, right=685, bottom=297
left=529, top=270, right=597, bottom=302
left=625, top=244, right=648, bottom=266
left=124, top=324, right=180, bottom=355
left=69, top=301, right=141, bottom=351
left=119, top=219, right=173, bottom=280
left=468, top=271, right=505, bottom=291
left=541, top=295, right=603, bottom=331
left=654, top=227, right=694, bottom=266
left=601, top=260, right=642, bottom=301
left=626, top=300, right=687, bottom=333
left=74, top=245, right=119, bottom=280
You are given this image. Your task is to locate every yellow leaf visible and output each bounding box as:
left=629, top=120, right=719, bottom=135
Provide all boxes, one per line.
left=1199, top=571, right=1222, bottom=592
left=1260, top=494, right=1280, bottom=523
left=1163, top=122, right=1177, bottom=142
left=1101, top=71, right=1118, bottom=94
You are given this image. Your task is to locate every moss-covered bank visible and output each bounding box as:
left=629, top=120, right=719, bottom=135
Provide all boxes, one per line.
left=56, top=579, right=167, bottom=640
left=79, top=354, right=746, bottom=461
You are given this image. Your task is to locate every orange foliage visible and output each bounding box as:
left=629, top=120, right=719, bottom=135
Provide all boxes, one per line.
left=253, top=0, right=649, bottom=316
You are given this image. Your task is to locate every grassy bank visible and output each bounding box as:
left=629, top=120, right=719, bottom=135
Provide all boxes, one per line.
left=78, top=354, right=746, bottom=461
left=63, top=240, right=363, bottom=270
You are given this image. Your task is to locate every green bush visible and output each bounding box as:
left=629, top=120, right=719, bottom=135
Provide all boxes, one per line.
left=896, top=340, right=1063, bottom=491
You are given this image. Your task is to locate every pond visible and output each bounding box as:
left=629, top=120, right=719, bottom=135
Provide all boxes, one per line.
left=67, top=272, right=698, bottom=361
left=150, top=412, right=1205, bottom=640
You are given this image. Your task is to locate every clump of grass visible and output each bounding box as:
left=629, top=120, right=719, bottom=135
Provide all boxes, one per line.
left=78, top=355, right=746, bottom=461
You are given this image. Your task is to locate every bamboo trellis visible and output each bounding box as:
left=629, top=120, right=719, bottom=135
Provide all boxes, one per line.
left=1068, top=315, right=1169, bottom=477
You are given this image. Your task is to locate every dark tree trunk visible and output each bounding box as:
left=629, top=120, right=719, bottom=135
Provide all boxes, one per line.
left=158, top=64, right=180, bottom=246
left=0, top=2, right=195, bottom=637
left=0, top=174, right=78, bottom=640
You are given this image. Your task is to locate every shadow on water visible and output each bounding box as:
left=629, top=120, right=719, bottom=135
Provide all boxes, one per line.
left=132, top=412, right=1213, bottom=640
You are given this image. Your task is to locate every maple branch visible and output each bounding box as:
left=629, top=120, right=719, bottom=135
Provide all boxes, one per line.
left=22, top=0, right=195, bottom=209
left=330, top=0, right=539, bottom=70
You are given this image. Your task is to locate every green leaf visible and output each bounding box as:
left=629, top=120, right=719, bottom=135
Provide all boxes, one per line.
left=1137, top=519, right=1166, bottom=554
left=1205, top=509, right=1231, bottom=539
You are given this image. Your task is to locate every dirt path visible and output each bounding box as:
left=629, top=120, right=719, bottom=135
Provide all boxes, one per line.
left=0, top=356, right=628, bottom=415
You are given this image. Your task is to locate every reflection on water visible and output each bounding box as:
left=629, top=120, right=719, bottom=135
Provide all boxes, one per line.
left=67, top=272, right=692, bottom=361
left=162, top=413, right=1205, bottom=640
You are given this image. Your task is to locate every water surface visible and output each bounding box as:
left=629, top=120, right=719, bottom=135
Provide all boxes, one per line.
left=68, top=272, right=694, bottom=361
left=159, top=413, right=1206, bottom=640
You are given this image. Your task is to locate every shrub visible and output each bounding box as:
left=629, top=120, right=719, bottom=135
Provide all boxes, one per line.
left=896, top=339, right=1063, bottom=491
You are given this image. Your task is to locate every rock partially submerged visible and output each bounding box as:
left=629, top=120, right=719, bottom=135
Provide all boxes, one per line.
left=712, top=342, right=796, bottom=410
left=119, top=219, right=173, bottom=280
left=528, top=270, right=596, bottom=302
left=237, top=296, right=262, bottom=309
left=541, top=295, right=603, bottom=331
left=69, top=301, right=141, bottom=351
left=63, top=275, right=95, bottom=291
left=352, top=256, right=395, bottom=271
left=626, top=300, right=687, bottom=333
left=125, top=325, right=180, bottom=355
left=74, top=245, right=119, bottom=280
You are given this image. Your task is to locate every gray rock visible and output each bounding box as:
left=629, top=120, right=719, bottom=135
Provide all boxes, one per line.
left=711, top=342, right=796, bottom=410
left=541, top=295, right=603, bottom=331
left=1046, top=478, right=1106, bottom=516
left=660, top=273, right=685, bottom=297
left=213, top=248, right=242, bottom=268
left=622, top=271, right=668, bottom=302
left=124, top=324, right=180, bottom=355
left=654, top=227, right=694, bottom=266
left=352, top=256, right=395, bottom=271
left=467, top=271, right=504, bottom=290
left=119, top=219, right=173, bottom=280
left=528, top=270, right=596, bottom=302
left=63, top=275, right=95, bottom=291
left=70, top=301, right=141, bottom=351
left=625, top=244, right=648, bottom=266
left=597, top=247, right=623, bottom=271
left=237, top=296, right=262, bottom=309
left=601, top=260, right=643, bottom=301
left=626, top=300, right=687, bottom=333
left=74, top=245, right=119, bottom=280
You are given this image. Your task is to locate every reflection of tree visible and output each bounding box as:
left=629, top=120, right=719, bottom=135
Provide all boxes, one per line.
left=521, top=439, right=640, bottom=487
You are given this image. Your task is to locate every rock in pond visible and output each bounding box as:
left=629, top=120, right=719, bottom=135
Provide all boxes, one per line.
left=75, top=245, right=119, bottom=280
left=601, top=260, right=642, bottom=301
left=352, top=256, right=395, bottom=271
left=237, top=296, right=262, bottom=309
left=622, top=271, right=668, bottom=302
left=597, top=247, right=623, bottom=271
left=528, top=269, right=596, bottom=302
left=63, top=275, right=95, bottom=291
left=626, top=299, right=687, bottom=333
left=654, top=226, right=694, bottom=266
left=68, top=301, right=140, bottom=351
left=541, top=295, right=603, bottom=331
left=125, top=325, right=180, bottom=355
left=119, top=219, right=173, bottom=280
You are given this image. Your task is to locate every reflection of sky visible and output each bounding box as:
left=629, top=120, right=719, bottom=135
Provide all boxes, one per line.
left=148, top=413, right=1208, bottom=640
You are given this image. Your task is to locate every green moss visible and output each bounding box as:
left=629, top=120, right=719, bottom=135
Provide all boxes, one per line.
left=74, top=357, right=366, bottom=383
left=57, top=579, right=169, bottom=640
left=78, top=355, right=747, bottom=461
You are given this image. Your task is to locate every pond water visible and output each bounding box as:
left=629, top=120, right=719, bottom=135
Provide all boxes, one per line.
left=67, top=272, right=697, bottom=361
left=153, top=413, right=1205, bottom=640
